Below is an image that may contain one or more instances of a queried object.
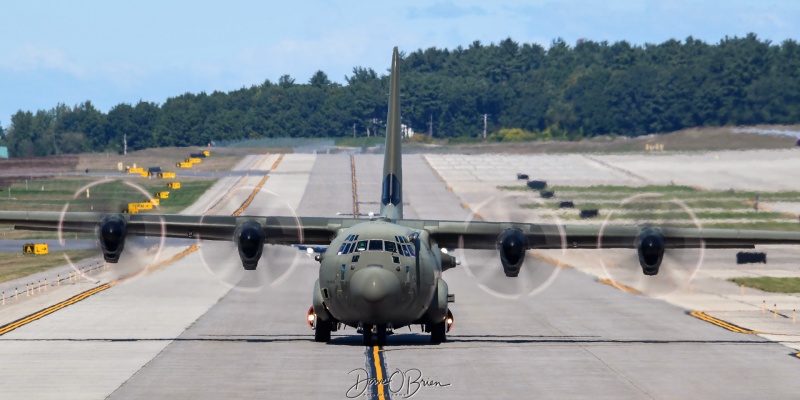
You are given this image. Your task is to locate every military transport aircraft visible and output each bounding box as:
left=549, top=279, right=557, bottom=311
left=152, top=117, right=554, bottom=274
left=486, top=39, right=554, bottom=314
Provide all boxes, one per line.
left=3, top=48, right=800, bottom=346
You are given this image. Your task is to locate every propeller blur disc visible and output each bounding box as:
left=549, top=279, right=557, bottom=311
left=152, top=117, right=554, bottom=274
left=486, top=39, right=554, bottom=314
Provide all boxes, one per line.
left=58, top=179, right=167, bottom=283
left=457, top=192, right=566, bottom=300
left=196, top=185, right=303, bottom=292
left=598, top=193, right=705, bottom=297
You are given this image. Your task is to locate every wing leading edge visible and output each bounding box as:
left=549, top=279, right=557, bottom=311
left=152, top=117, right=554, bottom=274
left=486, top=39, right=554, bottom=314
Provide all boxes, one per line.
left=397, top=219, right=800, bottom=250
left=0, top=210, right=344, bottom=245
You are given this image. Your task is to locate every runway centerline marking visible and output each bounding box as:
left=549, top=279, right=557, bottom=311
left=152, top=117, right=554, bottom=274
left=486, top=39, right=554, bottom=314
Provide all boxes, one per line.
left=365, top=345, right=390, bottom=400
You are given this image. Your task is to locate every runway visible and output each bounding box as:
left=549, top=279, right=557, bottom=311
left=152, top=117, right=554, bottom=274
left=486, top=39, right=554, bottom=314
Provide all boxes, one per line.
left=1, top=153, right=800, bottom=399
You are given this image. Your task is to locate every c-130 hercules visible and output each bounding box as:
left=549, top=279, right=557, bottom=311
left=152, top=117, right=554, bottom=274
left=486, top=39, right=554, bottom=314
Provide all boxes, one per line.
left=4, top=48, right=800, bottom=346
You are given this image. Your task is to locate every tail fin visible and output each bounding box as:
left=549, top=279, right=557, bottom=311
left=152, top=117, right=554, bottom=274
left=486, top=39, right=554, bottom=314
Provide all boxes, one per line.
left=380, top=47, right=403, bottom=220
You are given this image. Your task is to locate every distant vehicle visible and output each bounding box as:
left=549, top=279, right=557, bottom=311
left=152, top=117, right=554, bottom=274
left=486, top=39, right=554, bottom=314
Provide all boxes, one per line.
left=516, top=173, right=529, bottom=180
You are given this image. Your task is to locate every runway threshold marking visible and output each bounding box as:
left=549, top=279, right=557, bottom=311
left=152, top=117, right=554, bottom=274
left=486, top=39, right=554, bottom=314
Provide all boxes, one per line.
left=351, top=155, right=359, bottom=219
left=365, top=345, right=390, bottom=400
left=689, top=311, right=758, bottom=334
left=597, top=278, right=641, bottom=294
left=0, top=283, right=112, bottom=336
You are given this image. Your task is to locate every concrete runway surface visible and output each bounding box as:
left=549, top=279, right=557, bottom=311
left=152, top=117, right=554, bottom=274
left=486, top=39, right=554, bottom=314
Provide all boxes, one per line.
left=1, top=152, right=800, bottom=399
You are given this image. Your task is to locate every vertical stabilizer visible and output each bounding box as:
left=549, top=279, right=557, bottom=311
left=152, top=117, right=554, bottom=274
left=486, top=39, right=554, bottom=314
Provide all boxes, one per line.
left=381, top=47, right=403, bottom=220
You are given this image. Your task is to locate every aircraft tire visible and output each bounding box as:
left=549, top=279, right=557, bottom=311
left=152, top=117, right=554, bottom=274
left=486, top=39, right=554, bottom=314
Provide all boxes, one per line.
left=430, top=321, right=446, bottom=344
left=315, top=320, right=332, bottom=343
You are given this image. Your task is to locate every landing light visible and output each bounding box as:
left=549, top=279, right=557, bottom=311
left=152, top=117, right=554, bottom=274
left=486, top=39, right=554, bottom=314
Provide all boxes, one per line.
left=306, top=248, right=314, bottom=254
left=441, top=248, right=449, bottom=254
left=307, top=306, right=316, bottom=330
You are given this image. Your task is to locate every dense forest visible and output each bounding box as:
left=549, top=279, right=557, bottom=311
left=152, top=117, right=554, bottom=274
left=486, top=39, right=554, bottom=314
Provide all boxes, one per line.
left=1, top=34, right=799, bottom=157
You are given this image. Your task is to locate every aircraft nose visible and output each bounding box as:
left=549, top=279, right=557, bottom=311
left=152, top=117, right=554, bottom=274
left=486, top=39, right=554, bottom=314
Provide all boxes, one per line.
left=351, top=266, right=401, bottom=303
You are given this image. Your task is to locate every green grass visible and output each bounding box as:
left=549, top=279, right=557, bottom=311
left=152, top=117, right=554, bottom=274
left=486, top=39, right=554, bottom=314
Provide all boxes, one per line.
left=549, top=184, right=700, bottom=194
left=0, top=249, right=100, bottom=283
left=0, top=177, right=215, bottom=214
left=499, top=184, right=800, bottom=202
left=697, top=222, right=800, bottom=231
left=729, top=277, right=800, bottom=293
left=497, top=185, right=532, bottom=191
left=606, top=211, right=787, bottom=220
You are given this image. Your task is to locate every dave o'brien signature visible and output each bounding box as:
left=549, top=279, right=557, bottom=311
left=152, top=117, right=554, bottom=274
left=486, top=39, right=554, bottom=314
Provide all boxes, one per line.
left=346, top=367, right=451, bottom=398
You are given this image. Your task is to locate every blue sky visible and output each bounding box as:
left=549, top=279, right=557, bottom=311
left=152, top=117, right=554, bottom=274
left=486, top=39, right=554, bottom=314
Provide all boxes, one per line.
left=1, top=0, right=799, bottom=129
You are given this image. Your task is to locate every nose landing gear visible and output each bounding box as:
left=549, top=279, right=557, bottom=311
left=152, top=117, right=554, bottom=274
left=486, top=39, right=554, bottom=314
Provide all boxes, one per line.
left=360, top=324, right=390, bottom=346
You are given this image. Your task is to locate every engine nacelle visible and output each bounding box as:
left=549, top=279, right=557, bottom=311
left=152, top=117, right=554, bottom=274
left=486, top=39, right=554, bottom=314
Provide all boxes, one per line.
left=235, top=221, right=265, bottom=270
left=636, top=227, right=665, bottom=276
left=497, top=228, right=528, bottom=277
left=97, top=214, right=127, bottom=263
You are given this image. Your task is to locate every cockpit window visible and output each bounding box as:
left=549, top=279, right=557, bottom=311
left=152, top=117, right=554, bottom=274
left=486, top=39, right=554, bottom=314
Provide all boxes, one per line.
left=337, top=243, right=347, bottom=255
left=368, top=240, right=383, bottom=251
left=356, top=241, right=368, bottom=252
left=384, top=241, right=397, bottom=253
left=344, top=242, right=355, bottom=254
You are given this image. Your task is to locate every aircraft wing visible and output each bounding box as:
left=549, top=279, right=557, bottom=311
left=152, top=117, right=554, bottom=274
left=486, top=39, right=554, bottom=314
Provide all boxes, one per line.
left=0, top=211, right=344, bottom=245
left=399, top=220, right=800, bottom=250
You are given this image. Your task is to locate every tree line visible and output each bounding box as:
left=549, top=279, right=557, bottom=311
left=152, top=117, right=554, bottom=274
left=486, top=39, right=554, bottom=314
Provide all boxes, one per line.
left=1, top=33, right=799, bottom=157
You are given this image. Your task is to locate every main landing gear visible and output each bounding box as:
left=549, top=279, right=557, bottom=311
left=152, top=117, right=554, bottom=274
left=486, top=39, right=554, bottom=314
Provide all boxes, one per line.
left=428, top=309, right=455, bottom=345
left=309, top=306, right=335, bottom=343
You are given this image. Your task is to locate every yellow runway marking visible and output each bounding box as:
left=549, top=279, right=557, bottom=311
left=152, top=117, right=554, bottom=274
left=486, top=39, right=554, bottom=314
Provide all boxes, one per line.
left=690, top=311, right=758, bottom=334
left=232, top=153, right=283, bottom=217
left=597, top=278, right=640, bottom=294
left=0, top=284, right=111, bottom=336
left=373, top=346, right=387, bottom=399
left=270, top=153, right=284, bottom=170
left=529, top=251, right=573, bottom=269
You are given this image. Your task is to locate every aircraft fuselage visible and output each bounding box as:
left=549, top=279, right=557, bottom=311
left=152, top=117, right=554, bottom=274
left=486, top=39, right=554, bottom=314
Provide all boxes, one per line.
left=312, top=219, right=448, bottom=331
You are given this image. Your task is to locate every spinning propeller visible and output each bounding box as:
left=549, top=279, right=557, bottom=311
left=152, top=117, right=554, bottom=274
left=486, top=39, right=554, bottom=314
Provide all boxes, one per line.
left=456, top=192, right=567, bottom=300
left=194, top=185, right=303, bottom=292
left=598, top=193, right=705, bottom=297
